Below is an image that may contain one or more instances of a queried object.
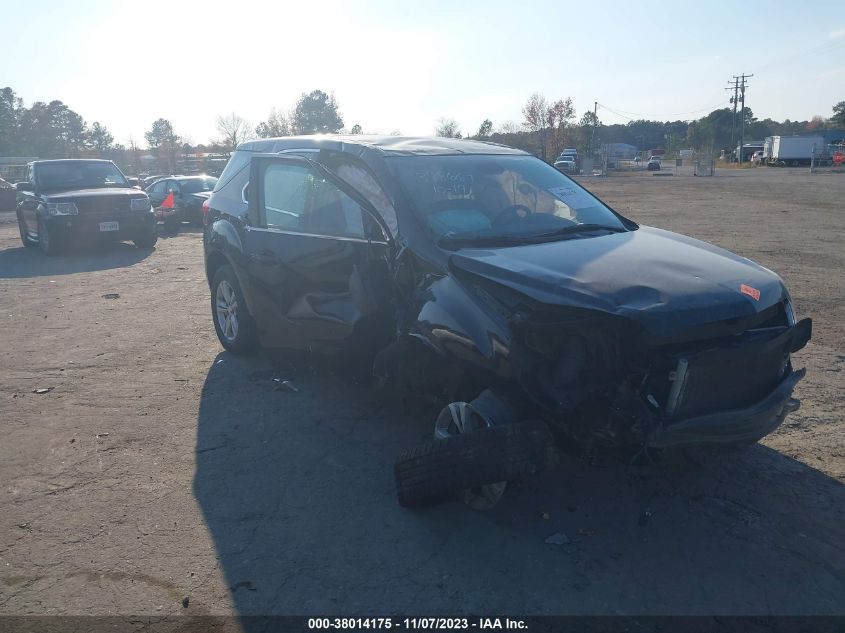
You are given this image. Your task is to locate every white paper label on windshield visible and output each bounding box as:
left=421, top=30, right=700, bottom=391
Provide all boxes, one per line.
left=547, top=186, right=595, bottom=209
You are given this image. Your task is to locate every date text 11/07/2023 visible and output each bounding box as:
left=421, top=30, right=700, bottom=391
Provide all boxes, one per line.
left=307, top=618, right=528, bottom=630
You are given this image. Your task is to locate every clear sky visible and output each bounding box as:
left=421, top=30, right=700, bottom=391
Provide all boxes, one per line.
left=1, top=0, right=843, bottom=147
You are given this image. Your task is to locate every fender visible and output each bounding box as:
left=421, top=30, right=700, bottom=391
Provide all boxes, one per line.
left=205, top=218, right=257, bottom=316
left=408, top=273, right=514, bottom=381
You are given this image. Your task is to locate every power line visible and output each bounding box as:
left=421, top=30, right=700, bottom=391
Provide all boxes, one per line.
left=596, top=101, right=728, bottom=121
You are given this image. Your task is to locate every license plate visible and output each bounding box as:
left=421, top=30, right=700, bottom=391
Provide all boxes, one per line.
left=99, top=221, right=119, bottom=232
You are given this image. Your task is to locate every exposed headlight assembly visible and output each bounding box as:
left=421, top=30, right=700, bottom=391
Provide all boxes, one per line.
left=45, top=202, right=79, bottom=216
left=130, top=197, right=152, bottom=211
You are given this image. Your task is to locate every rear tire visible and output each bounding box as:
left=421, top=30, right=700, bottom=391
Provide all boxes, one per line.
left=394, top=419, right=555, bottom=508
left=37, top=217, right=61, bottom=256
left=211, top=264, right=258, bottom=355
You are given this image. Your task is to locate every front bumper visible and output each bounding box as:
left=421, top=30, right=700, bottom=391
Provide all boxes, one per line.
left=646, top=368, right=805, bottom=448
left=46, top=211, right=155, bottom=240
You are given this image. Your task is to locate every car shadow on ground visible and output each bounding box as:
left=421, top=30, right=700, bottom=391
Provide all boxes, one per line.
left=0, top=241, right=155, bottom=279
left=194, top=352, right=845, bottom=620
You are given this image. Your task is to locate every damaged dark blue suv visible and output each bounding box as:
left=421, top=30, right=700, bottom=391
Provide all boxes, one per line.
left=202, top=136, right=811, bottom=508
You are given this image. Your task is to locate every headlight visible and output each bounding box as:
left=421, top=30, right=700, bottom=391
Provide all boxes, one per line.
left=130, top=197, right=152, bottom=211
left=46, top=202, right=79, bottom=216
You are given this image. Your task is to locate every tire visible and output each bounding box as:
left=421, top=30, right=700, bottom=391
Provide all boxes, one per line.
left=164, top=215, right=180, bottom=234
left=133, top=223, right=158, bottom=249
left=210, top=264, right=258, bottom=355
left=18, top=215, right=37, bottom=247
left=37, top=217, right=61, bottom=256
left=394, top=419, right=555, bottom=508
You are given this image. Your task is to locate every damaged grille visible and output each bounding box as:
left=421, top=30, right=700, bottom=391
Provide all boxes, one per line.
left=657, top=326, right=792, bottom=420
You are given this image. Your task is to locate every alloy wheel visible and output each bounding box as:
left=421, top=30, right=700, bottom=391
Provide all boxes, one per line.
left=215, top=280, right=239, bottom=343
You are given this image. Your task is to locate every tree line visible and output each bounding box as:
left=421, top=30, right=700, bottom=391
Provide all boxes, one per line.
left=2, top=84, right=843, bottom=173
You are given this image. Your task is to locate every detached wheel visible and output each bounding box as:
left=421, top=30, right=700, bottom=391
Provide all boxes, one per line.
left=37, top=217, right=61, bottom=256
left=394, top=417, right=554, bottom=509
left=435, top=402, right=508, bottom=510
left=133, top=223, right=158, bottom=249
left=18, top=215, right=37, bottom=247
left=211, top=264, right=258, bottom=355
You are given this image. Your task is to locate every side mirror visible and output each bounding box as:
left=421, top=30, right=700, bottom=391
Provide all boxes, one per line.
left=15, top=182, right=33, bottom=192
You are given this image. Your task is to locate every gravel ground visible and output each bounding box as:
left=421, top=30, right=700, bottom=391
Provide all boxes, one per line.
left=1, top=168, right=844, bottom=619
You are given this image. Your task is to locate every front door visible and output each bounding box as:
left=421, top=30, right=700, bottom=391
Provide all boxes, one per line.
left=242, top=155, right=394, bottom=352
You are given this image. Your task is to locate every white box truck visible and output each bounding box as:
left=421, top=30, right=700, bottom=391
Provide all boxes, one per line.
left=766, top=136, right=827, bottom=166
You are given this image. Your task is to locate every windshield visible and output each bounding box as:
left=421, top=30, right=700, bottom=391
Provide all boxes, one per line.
left=389, top=154, right=626, bottom=243
left=34, top=161, right=128, bottom=190
left=179, top=177, right=217, bottom=194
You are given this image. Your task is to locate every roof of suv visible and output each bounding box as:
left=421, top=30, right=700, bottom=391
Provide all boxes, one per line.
left=31, top=159, right=114, bottom=165
left=237, top=135, right=528, bottom=157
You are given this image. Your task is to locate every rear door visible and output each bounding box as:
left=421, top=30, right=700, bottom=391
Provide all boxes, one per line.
left=242, top=155, right=394, bottom=352
left=146, top=180, right=167, bottom=206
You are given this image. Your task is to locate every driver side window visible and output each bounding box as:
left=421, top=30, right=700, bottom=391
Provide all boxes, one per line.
left=261, top=163, right=366, bottom=239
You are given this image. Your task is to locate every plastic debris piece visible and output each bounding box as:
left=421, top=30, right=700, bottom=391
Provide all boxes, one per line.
left=273, top=378, right=300, bottom=392
left=544, top=532, right=571, bottom=545
left=33, top=388, right=53, bottom=394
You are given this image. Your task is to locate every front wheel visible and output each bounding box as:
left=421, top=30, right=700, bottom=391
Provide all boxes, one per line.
left=18, top=215, right=37, bottom=247
left=211, top=264, right=258, bottom=355
left=37, top=217, right=61, bottom=255
left=133, top=223, right=158, bottom=249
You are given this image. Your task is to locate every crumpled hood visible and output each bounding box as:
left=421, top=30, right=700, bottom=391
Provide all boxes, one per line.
left=448, top=226, right=787, bottom=336
left=44, top=188, right=145, bottom=200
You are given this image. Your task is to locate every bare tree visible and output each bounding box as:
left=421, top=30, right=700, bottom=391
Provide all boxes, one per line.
left=435, top=117, right=462, bottom=138
left=216, top=112, right=251, bottom=151
left=255, top=108, right=291, bottom=138
left=522, top=92, right=549, bottom=160
left=546, top=98, right=575, bottom=158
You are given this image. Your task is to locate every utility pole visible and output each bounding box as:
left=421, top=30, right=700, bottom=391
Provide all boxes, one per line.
left=739, top=74, right=754, bottom=163
left=734, top=73, right=753, bottom=162
left=590, top=101, right=598, bottom=156
left=725, top=77, right=739, bottom=160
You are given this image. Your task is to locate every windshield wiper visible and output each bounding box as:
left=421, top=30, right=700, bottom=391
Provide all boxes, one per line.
left=437, top=234, right=542, bottom=249
left=437, top=224, right=627, bottom=250
left=534, top=223, right=626, bottom=238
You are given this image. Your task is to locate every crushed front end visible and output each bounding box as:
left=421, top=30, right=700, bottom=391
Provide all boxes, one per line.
left=508, top=300, right=812, bottom=449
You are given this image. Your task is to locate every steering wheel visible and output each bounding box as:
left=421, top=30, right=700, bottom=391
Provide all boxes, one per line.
left=493, top=204, right=534, bottom=225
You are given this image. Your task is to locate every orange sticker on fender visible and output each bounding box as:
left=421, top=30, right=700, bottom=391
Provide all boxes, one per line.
left=740, top=284, right=761, bottom=301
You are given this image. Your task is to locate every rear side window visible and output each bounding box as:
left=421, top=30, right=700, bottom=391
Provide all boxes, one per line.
left=213, top=151, right=250, bottom=192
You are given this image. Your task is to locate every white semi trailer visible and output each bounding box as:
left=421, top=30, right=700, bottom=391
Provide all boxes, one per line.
left=764, top=136, right=827, bottom=166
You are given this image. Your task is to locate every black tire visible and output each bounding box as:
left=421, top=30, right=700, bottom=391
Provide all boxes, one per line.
left=394, top=419, right=556, bottom=508
left=164, top=215, right=180, bottom=234
left=18, top=215, right=37, bottom=247
left=210, top=264, right=258, bottom=355
left=37, top=217, right=61, bottom=256
left=133, top=223, right=158, bottom=249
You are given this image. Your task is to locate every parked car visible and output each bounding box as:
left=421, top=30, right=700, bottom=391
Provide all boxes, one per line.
left=203, top=136, right=811, bottom=509
left=647, top=156, right=661, bottom=171
left=142, top=174, right=171, bottom=189
left=146, top=175, right=217, bottom=229
left=15, top=159, right=156, bottom=255
left=553, top=157, right=579, bottom=174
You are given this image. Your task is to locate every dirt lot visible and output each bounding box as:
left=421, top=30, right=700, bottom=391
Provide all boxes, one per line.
left=1, top=168, right=844, bottom=619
